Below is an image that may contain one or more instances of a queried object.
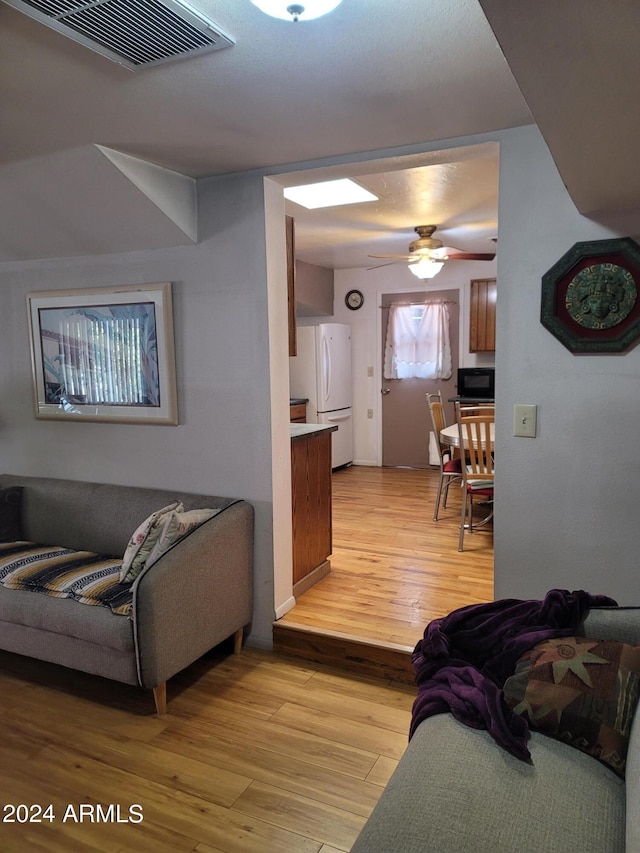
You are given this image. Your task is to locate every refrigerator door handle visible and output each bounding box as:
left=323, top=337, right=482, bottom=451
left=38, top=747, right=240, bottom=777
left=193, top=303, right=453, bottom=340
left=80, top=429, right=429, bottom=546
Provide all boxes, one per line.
left=321, top=334, right=331, bottom=405
left=324, top=411, right=351, bottom=423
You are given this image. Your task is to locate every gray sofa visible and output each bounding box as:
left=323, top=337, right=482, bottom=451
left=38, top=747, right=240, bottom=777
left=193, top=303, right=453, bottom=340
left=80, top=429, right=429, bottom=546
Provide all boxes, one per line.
left=0, top=474, right=254, bottom=714
left=352, top=606, right=640, bottom=853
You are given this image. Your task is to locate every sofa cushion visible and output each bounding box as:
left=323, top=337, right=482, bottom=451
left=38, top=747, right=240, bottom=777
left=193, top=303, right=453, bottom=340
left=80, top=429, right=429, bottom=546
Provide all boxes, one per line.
left=0, top=487, right=23, bottom=542
left=351, top=713, right=625, bottom=853
left=626, top=707, right=640, bottom=851
left=0, top=542, right=133, bottom=616
left=0, top=474, right=239, bottom=558
left=142, top=507, right=219, bottom=572
left=0, top=585, right=133, bottom=652
left=120, top=502, right=181, bottom=582
left=503, top=636, right=640, bottom=777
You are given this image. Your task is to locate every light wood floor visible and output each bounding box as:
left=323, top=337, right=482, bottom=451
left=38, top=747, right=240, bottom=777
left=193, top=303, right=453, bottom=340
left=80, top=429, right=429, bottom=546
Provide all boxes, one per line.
left=0, top=644, right=414, bottom=852
left=274, top=465, right=494, bottom=679
left=0, top=466, right=492, bottom=852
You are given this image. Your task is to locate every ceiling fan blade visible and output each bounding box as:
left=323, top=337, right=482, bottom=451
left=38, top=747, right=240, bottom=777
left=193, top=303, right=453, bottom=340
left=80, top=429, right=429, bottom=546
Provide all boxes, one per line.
left=368, top=253, right=414, bottom=260
left=445, top=252, right=496, bottom=261
left=367, top=261, right=402, bottom=270
left=432, top=245, right=464, bottom=258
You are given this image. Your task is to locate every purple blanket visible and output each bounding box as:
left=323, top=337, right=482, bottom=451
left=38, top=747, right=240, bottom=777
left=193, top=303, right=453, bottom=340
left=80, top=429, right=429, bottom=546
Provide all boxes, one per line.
left=410, top=589, right=617, bottom=760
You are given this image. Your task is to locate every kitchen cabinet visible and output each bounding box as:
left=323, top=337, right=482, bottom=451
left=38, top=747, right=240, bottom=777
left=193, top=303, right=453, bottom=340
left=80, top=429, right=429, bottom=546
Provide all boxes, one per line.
left=290, top=402, right=307, bottom=423
left=290, top=425, right=334, bottom=595
left=469, top=278, right=497, bottom=353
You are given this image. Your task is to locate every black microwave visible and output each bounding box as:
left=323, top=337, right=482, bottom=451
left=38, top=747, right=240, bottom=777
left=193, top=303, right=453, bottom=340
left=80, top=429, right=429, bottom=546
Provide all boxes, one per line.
left=457, top=367, right=495, bottom=399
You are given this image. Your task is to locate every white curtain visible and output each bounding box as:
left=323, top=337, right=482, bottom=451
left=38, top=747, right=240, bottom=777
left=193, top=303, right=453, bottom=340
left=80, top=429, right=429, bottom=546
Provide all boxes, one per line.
left=383, top=301, right=452, bottom=380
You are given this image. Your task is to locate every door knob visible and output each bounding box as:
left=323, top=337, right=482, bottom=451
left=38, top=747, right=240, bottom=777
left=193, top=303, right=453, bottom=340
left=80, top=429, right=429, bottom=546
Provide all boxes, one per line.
left=381, top=388, right=391, bottom=395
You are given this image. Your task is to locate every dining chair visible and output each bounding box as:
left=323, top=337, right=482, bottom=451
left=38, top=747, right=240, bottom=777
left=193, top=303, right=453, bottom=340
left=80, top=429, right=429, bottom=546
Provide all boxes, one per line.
left=455, top=402, right=496, bottom=419
left=455, top=403, right=494, bottom=551
left=426, top=392, right=462, bottom=521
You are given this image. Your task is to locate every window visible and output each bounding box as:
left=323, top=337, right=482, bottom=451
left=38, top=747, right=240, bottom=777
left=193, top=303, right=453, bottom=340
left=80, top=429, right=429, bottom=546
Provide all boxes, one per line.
left=383, top=301, right=452, bottom=380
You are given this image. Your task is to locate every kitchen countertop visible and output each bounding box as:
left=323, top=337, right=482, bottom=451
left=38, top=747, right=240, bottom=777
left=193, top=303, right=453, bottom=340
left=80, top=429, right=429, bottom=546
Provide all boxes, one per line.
left=290, top=398, right=309, bottom=406
left=290, top=423, right=338, bottom=440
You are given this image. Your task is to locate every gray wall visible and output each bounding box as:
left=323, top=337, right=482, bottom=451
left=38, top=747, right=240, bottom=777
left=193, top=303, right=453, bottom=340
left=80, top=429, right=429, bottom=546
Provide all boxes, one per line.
left=296, top=260, right=334, bottom=317
left=1, top=122, right=638, bottom=658
left=495, top=125, right=640, bottom=605
left=0, top=171, right=279, bottom=646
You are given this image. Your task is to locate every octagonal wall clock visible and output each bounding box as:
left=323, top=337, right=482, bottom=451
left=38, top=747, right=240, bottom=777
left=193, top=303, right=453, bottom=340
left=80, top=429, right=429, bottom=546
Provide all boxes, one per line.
left=541, top=237, right=640, bottom=353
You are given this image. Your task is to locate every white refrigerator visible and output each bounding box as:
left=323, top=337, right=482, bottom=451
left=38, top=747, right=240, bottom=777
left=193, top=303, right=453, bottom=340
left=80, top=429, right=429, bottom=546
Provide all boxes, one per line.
left=289, top=323, right=353, bottom=469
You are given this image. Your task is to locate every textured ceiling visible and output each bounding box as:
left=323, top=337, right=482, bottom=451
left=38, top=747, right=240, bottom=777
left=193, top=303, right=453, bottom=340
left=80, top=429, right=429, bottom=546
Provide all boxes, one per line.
left=0, top=0, right=529, bottom=176
left=278, top=143, right=500, bottom=269
left=2, top=0, right=639, bottom=265
left=0, top=0, right=527, bottom=264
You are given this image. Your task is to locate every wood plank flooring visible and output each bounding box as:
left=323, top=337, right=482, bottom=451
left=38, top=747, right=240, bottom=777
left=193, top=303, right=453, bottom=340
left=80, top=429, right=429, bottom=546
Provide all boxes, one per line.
left=0, top=644, right=414, bottom=853
left=274, top=465, right=494, bottom=680
left=0, top=466, right=492, bottom=853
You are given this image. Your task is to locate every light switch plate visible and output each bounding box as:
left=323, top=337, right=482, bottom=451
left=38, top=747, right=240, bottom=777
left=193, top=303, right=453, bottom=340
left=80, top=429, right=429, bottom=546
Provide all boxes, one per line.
left=514, top=404, right=537, bottom=437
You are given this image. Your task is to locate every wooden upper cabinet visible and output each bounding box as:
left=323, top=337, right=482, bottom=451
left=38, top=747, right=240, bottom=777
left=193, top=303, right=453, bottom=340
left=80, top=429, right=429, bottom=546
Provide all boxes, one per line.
left=286, top=215, right=297, bottom=357
left=469, top=278, right=497, bottom=353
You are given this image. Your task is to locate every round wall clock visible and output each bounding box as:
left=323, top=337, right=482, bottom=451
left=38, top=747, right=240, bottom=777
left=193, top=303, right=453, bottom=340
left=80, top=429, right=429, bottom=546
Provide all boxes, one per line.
left=541, top=237, right=640, bottom=353
left=345, top=289, right=364, bottom=310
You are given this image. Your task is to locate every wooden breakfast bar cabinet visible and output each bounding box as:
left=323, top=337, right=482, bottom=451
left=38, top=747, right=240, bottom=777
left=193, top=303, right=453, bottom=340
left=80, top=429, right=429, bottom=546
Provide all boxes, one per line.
left=290, top=423, right=337, bottom=597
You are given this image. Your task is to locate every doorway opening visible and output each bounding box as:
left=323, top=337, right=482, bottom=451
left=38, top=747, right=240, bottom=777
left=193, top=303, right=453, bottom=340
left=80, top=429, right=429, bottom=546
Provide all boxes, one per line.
left=270, top=141, right=499, bottom=670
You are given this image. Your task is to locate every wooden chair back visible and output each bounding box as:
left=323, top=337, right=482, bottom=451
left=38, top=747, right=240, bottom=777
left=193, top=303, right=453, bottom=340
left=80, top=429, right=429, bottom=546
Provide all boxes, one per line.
left=426, top=392, right=449, bottom=462
left=457, top=410, right=494, bottom=482
left=456, top=403, right=496, bottom=419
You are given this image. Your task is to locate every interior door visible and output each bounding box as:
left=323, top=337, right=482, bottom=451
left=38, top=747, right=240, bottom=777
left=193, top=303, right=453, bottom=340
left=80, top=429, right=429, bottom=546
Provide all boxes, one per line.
left=381, top=290, right=460, bottom=468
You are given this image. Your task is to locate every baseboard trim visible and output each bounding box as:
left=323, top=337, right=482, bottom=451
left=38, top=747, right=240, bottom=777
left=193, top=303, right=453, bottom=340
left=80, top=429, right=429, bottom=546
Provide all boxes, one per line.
left=293, top=560, right=331, bottom=599
left=274, top=596, right=296, bottom=620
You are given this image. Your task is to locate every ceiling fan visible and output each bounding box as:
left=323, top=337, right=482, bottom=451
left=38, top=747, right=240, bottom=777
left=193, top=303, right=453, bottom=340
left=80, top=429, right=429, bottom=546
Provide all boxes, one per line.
left=368, top=225, right=495, bottom=278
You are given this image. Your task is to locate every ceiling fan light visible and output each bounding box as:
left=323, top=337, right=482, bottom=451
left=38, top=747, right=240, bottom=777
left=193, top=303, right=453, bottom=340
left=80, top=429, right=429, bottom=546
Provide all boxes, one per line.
left=251, top=0, right=343, bottom=21
left=408, top=259, right=444, bottom=279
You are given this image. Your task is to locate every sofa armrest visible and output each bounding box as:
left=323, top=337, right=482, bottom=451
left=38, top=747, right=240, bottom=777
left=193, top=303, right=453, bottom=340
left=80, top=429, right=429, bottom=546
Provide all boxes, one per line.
left=579, top=606, right=640, bottom=645
left=130, top=500, right=254, bottom=688
left=352, top=714, right=624, bottom=853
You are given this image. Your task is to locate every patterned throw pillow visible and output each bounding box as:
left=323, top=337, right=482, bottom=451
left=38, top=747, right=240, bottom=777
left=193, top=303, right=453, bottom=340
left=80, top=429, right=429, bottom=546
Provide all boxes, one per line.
left=119, top=502, right=182, bottom=583
left=0, top=486, right=23, bottom=542
left=142, top=507, right=219, bottom=571
left=503, top=636, right=640, bottom=777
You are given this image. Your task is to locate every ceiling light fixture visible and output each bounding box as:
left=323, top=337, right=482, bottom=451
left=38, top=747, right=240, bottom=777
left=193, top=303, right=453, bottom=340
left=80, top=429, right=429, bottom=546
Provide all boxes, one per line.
left=251, top=0, right=343, bottom=22
left=284, top=179, right=378, bottom=209
left=408, top=259, right=444, bottom=280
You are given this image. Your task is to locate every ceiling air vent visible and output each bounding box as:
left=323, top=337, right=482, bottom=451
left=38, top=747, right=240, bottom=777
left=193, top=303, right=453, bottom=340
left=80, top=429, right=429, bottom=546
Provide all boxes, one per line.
left=3, top=0, right=235, bottom=70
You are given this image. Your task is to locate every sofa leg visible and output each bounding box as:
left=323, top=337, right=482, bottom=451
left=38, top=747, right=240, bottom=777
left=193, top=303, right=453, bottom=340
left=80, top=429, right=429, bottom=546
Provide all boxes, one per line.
left=153, top=683, right=167, bottom=715
left=233, top=627, right=244, bottom=655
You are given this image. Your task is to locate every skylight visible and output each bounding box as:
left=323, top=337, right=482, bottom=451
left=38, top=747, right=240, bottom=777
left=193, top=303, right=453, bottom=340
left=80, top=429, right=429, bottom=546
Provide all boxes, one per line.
left=283, top=179, right=378, bottom=209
